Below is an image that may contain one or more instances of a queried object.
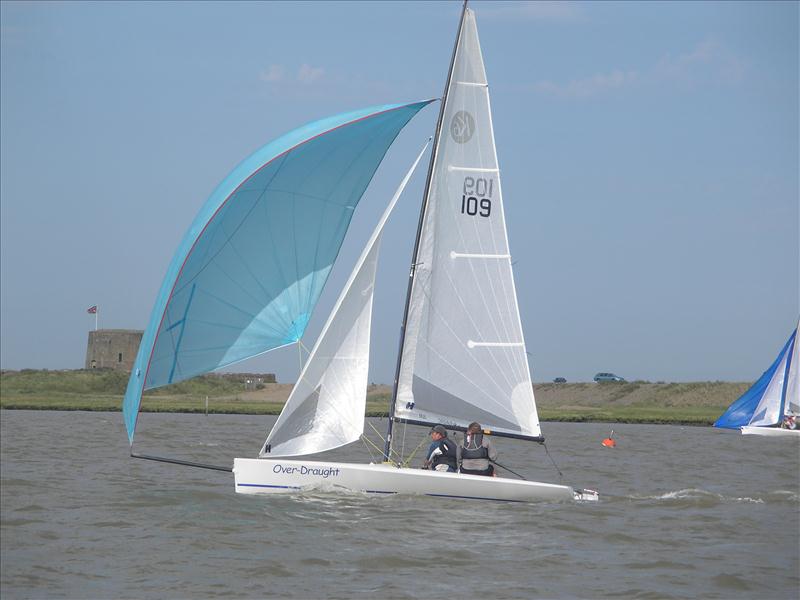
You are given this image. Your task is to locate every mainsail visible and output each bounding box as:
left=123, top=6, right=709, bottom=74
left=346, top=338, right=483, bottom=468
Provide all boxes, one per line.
left=393, top=9, right=541, bottom=440
left=261, top=141, right=431, bottom=457
left=714, top=321, right=799, bottom=429
left=123, top=101, right=433, bottom=443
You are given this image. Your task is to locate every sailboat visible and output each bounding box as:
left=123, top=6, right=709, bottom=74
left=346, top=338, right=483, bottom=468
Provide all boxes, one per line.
left=714, top=321, right=799, bottom=437
left=123, top=3, right=598, bottom=503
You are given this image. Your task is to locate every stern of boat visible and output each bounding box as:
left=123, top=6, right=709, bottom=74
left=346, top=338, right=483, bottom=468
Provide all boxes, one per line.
left=573, top=488, right=599, bottom=502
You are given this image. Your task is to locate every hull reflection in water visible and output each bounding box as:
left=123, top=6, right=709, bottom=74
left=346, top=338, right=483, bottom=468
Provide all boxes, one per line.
left=234, top=458, right=599, bottom=503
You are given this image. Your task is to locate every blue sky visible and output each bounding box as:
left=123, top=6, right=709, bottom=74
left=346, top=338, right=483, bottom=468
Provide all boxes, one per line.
left=1, top=1, right=797, bottom=384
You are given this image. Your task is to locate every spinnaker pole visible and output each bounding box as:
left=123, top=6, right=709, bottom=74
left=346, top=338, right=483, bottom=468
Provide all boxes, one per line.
left=383, top=0, right=469, bottom=461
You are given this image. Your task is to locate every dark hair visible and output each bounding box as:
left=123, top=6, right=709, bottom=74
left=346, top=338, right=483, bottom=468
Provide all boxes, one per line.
left=467, top=422, right=481, bottom=433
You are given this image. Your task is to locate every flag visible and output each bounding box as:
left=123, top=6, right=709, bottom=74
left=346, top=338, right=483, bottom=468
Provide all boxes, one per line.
left=87, top=305, right=97, bottom=314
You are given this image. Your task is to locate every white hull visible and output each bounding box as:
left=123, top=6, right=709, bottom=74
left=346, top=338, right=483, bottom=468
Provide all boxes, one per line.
left=234, top=458, right=598, bottom=503
left=741, top=426, right=800, bottom=438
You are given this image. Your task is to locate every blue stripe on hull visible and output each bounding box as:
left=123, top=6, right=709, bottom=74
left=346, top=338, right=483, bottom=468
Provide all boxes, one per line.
left=236, top=483, right=531, bottom=502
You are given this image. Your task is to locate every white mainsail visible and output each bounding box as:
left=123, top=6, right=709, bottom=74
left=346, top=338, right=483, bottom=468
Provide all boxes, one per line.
left=394, top=9, right=541, bottom=439
left=262, top=141, right=430, bottom=457
left=748, top=336, right=792, bottom=427
left=783, top=323, right=799, bottom=416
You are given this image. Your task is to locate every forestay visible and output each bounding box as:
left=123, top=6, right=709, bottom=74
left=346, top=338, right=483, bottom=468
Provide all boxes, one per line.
left=261, top=141, right=431, bottom=457
left=394, top=10, right=541, bottom=440
left=123, top=101, right=432, bottom=444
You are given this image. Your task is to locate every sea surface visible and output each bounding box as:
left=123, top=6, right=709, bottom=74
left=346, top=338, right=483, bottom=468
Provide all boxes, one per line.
left=1, top=410, right=798, bottom=599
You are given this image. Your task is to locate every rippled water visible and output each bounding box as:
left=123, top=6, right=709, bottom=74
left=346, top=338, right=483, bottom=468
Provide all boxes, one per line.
left=1, top=410, right=798, bottom=599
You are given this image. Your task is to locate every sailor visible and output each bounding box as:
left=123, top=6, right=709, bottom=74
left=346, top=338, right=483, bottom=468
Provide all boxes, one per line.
left=460, top=421, right=497, bottom=476
left=423, top=425, right=458, bottom=472
left=781, top=415, right=796, bottom=430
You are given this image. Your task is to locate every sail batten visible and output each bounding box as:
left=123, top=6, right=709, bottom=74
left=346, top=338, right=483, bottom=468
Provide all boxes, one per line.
left=122, top=100, right=433, bottom=444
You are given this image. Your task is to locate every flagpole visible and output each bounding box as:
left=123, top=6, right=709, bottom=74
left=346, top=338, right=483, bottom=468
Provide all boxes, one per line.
left=95, top=307, right=98, bottom=331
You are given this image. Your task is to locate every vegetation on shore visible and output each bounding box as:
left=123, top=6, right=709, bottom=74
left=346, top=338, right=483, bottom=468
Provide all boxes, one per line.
left=0, top=369, right=745, bottom=425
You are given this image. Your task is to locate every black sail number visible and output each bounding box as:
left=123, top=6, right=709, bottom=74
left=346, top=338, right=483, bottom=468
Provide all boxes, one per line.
left=461, top=176, right=493, bottom=218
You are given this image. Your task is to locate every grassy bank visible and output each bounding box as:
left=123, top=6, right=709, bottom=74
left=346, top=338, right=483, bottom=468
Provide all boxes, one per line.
left=0, top=369, right=742, bottom=425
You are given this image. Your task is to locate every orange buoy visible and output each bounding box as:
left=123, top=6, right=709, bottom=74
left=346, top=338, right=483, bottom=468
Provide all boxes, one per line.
left=601, top=430, right=616, bottom=447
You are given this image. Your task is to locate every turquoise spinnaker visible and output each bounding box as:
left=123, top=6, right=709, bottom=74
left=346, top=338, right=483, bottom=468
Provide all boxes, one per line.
left=123, top=100, right=433, bottom=444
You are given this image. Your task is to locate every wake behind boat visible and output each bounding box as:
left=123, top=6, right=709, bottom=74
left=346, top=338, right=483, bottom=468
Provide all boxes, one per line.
left=122, top=2, right=598, bottom=504
left=714, top=321, right=799, bottom=438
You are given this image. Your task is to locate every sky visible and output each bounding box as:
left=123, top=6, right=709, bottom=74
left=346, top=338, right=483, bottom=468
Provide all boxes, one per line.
left=1, top=1, right=797, bottom=385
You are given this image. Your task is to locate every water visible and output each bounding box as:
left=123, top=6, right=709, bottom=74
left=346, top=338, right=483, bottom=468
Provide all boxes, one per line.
left=1, top=410, right=798, bottom=599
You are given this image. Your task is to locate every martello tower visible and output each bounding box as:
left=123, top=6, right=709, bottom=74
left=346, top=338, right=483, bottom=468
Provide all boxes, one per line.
left=85, top=329, right=143, bottom=372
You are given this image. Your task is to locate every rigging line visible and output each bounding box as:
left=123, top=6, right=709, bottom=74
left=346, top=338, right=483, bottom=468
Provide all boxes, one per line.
left=355, top=419, right=402, bottom=465
left=361, top=431, right=392, bottom=460
left=542, top=442, right=564, bottom=482
left=400, top=437, right=428, bottom=468
left=361, top=419, right=406, bottom=464
left=490, top=460, right=527, bottom=481
left=359, top=434, right=379, bottom=463
left=363, top=420, right=407, bottom=466
left=398, top=418, right=409, bottom=465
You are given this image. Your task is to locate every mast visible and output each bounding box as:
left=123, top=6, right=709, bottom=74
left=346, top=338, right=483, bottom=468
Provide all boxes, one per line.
left=383, top=1, right=469, bottom=461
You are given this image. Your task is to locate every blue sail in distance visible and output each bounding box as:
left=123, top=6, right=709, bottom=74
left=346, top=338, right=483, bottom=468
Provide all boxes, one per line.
left=714, top=324, right=798, bottom=429
left=123, top=100, right=433, bottom=444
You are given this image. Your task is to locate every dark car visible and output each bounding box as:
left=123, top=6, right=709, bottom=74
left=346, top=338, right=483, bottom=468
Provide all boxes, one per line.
left=553, top=377, right=567, bottom=384
left=593, top=372, right=625, bottom=382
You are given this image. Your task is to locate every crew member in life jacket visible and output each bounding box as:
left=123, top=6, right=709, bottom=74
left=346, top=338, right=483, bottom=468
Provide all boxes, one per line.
left=423, top=425, right=458, bottom=472
left=460, top=421, right=497, bottom=476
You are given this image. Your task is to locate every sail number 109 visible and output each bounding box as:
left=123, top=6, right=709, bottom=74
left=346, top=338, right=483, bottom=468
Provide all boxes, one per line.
left=461, top=176, right=494, bottom=218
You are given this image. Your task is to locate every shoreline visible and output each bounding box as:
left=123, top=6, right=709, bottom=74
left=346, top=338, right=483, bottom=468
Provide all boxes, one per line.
left=0, top=404, right=721, bottom=426
left=0, top=370, right=741, bottom=426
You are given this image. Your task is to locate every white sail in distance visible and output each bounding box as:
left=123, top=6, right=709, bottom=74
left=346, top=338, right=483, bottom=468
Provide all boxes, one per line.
left=395, top=9, right=541, bottom=439
left=262, top=140, right=431, bottom=457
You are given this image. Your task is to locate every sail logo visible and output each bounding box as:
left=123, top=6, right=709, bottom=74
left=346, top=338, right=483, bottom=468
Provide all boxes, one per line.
left=450, top=111, right=475, bottom=143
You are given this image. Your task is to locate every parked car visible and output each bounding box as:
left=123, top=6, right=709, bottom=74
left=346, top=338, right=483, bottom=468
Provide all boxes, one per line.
left=594, top=372, right=625, bottom=382
left=553, top=377, right=567, bottom=384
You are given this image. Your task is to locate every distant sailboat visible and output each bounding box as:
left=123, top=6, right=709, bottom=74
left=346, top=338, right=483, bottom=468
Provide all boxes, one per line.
left=714, top=321, right=799, bottom=437
left=123, top=2, right=598, bottom=503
